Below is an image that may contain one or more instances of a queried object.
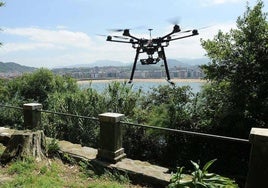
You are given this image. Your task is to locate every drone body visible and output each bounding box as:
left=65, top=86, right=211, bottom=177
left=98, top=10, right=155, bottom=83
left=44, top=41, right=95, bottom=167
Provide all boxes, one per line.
left=106, top=24, right=199, bottom=84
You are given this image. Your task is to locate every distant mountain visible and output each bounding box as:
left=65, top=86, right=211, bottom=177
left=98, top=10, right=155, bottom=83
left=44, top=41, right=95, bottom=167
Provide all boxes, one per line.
left=0, top=62, right=36, bottom=73
left=90, top=60, right=128, bottom=67
left=164, top=58, right=209, bottom=68
left=176, top=58, right=209, bottom=66
left=58, top=58, right=208, bottom=69
left=59, top=60, right=128, bottom=68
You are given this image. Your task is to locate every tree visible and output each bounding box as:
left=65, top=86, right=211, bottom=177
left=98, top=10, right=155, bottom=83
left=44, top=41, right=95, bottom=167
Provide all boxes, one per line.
left=200, top=0, right=268, bottom=135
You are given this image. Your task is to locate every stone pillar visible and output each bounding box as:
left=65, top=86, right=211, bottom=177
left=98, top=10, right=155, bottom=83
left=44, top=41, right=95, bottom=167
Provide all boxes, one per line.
left=246, top=128, right=268, bottom=188
left=23, top=103, right=42, bottom=130
left=97, top=112, right=126, bottom=163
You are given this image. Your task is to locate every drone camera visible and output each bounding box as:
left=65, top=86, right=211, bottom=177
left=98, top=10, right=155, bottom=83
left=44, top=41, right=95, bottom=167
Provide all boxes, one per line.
left=140, top=57, right=160, bottom=65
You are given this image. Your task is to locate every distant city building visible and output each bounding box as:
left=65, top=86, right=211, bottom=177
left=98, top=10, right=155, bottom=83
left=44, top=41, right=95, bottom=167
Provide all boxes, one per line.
left=52, top=65, right=204, bottom=80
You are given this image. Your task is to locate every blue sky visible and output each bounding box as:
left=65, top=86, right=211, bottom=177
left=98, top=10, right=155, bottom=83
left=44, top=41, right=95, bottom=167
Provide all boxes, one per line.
left=0, top=0, right=267, bottom=68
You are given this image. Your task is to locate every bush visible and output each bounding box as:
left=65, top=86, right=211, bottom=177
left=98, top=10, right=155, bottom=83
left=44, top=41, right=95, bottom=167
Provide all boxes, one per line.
left=169, top=159, right=238, bottom=188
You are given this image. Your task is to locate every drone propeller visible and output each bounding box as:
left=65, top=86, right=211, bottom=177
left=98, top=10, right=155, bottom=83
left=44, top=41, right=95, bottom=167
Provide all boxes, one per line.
left=167, top=16, right=181, bottom=26
left=108, top=29, right=125, bottom=32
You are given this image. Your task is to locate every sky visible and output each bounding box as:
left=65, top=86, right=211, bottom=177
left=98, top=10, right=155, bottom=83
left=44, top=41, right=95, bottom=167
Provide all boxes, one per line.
left=0, top=0, right=267, bottom=68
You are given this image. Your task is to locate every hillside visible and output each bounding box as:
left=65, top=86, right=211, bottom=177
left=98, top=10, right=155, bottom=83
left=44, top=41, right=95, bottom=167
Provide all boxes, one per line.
left=0, top=62, right=36, bottom=73
left=56, top=58, right=208, bottom=69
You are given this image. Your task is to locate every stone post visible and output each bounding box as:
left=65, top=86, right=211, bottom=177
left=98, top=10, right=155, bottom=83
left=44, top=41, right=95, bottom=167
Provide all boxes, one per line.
left=97, top=112, right=126, bottom=163
left=23, top=103, right=42, bottom=130
left=246, top=128, right=268, bottom=188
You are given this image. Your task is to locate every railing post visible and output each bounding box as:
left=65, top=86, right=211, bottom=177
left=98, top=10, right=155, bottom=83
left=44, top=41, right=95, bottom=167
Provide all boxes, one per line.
left=246, top=128, right=268, bottom=188
left=97, top=112, right=126, bottom=163
left=23, top=103, right=42, bottom=130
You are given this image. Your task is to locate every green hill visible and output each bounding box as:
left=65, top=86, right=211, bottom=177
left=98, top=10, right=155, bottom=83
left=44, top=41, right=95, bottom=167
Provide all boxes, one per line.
left=0, top=62, right=36, bottom=73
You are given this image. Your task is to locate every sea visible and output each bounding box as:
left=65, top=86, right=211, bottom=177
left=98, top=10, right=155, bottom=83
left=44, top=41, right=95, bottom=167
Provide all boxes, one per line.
left=78, top=79, right=205, bottom=94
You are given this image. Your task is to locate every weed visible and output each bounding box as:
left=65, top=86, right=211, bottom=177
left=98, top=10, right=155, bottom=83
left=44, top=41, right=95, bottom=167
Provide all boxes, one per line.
left=46, top=138, right=60, bottom=157
left=7, top=157, right=35, bottom=175
left=101, top=169, right=130, bottom=185
left=61, top=153, right=76, bottom=164
left=79, top=160, right=95, bottom=178
left=0, top=143, right=5, bottom=156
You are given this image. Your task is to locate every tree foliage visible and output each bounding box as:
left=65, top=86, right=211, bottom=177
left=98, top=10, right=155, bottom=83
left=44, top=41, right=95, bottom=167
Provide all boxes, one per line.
left=200, top=0, right=268, bottom=134
left=5, top=68, right=78, bottom=108
left=102, top=81, right=142, bottom=117
left=43, top=88, right=105, bottom=146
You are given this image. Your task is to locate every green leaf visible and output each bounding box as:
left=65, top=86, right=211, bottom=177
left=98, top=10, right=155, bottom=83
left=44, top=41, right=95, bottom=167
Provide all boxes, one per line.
left=190, top=160, right=200, bottom=171
left=202, top=159, right=217, bottom=172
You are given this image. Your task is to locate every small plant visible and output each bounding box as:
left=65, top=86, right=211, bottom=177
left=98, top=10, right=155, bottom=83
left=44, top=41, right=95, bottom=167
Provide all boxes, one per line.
left=46, top=138, right=60, bottom=157
left=101, top=169, right=130, bottom=185
left=62, top=153, right=76, bottom=165
left=79, top=160, right=95, bottom=178
left=169, top=159, right=238, bottom=188
left=0, top=143, right=5, bottom=156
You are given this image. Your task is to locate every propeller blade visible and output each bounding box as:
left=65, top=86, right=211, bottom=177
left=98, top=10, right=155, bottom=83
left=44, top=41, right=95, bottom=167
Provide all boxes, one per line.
left=198, top=25, right=213, bottom=30
left=96, top=34, right=107, bottom=37
left=167, top=16, right=181, bottom=25
left=108, top=29, right=125, bottom=32
left=108, top=25, right=145, bottom=33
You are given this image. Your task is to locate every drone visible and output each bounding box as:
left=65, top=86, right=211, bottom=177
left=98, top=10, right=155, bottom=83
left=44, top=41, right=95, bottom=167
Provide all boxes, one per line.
left=105, top=24, right=199, bottom=84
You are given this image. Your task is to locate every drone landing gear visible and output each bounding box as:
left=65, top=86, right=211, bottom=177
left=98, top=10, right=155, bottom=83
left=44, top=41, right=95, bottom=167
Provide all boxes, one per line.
left=128, top=47, right=140, bottom=84
left=161, top=47, right=174, bottom=85
left=128, top=46, right=175, bottom=85
left=167, top=80, right=175, bottom=85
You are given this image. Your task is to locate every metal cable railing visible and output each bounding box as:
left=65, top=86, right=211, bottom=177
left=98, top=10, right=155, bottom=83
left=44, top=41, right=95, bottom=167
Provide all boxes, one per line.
left=0, top=103, right=249, bottom=144
left=0, top=104, right=23, bottom=110
left=38, top=109, right=98, bottom=121
left=121, top=121, right=250, bottom=144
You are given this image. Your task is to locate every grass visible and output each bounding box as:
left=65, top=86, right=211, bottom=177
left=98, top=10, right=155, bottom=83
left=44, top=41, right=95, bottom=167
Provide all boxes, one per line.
left=0, top=144, right=142, bottom=188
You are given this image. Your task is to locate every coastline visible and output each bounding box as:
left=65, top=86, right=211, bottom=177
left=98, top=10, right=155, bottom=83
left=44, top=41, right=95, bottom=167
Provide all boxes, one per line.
left=77, top=78, right=206, bottom=84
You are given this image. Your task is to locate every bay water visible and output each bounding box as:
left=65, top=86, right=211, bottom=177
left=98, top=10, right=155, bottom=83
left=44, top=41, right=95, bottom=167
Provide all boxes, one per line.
left=78, top=79, right=205, bottom=94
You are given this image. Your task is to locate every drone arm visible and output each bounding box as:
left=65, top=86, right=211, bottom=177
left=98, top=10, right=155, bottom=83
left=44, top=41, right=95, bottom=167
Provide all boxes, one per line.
left=106, top=38, right=133, bottom=44
left=161, top=31, right=175, bottom=41
left=127, top=34, right=140, bottom=41
left=168, top=32, right=199, bottom=42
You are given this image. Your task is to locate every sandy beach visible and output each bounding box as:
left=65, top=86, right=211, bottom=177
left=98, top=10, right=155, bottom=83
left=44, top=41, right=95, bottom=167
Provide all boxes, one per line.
left=77, top=78, right=206, bottom=84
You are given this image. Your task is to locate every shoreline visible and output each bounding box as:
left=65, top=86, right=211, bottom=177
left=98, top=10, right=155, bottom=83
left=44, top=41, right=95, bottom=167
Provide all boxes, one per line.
left=77, top=78, right=206, bottom=84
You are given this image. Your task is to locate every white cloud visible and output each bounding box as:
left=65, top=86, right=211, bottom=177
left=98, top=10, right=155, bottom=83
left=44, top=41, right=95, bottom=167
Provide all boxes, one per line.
left=3, top=27, right=92, bottom=49
left=1, top=42, right=64, bottom=53
left=200, top=0, right=243, bottom=6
